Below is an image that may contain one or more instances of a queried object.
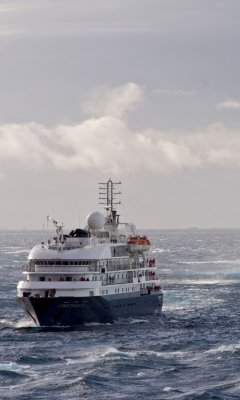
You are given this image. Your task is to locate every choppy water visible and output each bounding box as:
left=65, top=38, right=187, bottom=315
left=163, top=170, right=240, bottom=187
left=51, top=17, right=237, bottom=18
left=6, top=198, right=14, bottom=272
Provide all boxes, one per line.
left=1, top=229, right=240, bottom=399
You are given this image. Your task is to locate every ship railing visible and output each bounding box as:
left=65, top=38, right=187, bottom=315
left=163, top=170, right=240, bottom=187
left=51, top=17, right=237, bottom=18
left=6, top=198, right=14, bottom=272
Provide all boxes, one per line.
left=47, top=245, right=83, bottom=250
left=110, top=248, right=129, bottom=257
left=34, top=266, right=92, bottom=273
left=145, top=275, right=160, bottom=281
left=107, top=264, right=137, bottom=272
left=102, top=278, right=132, bottom=286
left=22, top=264, right=35, bottom=272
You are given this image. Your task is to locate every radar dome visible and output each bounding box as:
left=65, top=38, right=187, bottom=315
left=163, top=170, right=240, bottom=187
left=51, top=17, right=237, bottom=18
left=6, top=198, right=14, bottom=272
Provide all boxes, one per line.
left=86, top=211, right=105, bottom=230
left=90, top=236, right=98, bottom=246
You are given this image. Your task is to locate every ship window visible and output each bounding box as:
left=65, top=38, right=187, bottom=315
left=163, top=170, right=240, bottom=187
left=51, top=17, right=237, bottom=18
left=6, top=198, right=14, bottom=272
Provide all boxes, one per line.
left=95, top=276, right=97, bottom=281
left=70, top=261, right=73, bottom=265
left=66, top=277, right=72, bottom=281
left=74, top=261, right=78, bottom=265
left=49, top=261, right=54, bottom=265
left=89, top=291, right=94, bottom=296
left=126, top=288, right=127, bottom=292
left=132, top=287, right=134, bottom=291
left=115, top=289, right=117, bottom=293
left=118, top=289, right=119, bottom=293
left=102, top=290, right=105, bottom=295
left=122, top=288, right=124, bottom=292
left=39, top=277, right=45, bottom=281
left=56, top=261, right=61, bottom=265
left=100, top=276, right=103, bottom=281
left=106, top=290, right=108, bottom=294
left=79, top=261, right=82, bottom=265
left=63, top=261, right=68, bottom=265
left=122, top=274, right=123, bottom=278
left=92, top=276, right=94, bottom=281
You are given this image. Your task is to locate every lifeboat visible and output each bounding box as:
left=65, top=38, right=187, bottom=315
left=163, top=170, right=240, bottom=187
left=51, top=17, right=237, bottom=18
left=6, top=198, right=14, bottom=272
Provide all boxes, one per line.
left=127, top=236, right=151, bottom=252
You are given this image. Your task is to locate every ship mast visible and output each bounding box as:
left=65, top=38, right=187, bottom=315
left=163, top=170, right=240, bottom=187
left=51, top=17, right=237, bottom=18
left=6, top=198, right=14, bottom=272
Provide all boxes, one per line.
left=99, top=179, right=121, bottom=225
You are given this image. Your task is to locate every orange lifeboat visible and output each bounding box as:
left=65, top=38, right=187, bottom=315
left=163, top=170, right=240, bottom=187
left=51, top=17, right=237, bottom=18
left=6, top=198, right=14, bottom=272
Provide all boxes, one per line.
left=127, top=236, right=151, bottom=252
left=127, top=236, right=139, bottom=245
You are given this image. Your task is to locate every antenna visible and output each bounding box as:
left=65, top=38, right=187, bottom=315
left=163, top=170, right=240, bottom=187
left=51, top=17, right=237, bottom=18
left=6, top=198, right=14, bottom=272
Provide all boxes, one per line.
left=47, top=216, right=64, bottom=251
left=98, top=179, right=121, bottom=224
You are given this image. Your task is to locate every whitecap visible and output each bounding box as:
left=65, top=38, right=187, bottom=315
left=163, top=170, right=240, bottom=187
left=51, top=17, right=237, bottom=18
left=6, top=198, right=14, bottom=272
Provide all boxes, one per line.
left=163, top=387, right=173, bottom=392
left=0, top=363, right=22, bottom=373
left=137, top=372, right=146, bottom=377
left=129, top=318, right=149, bottom=324
left=205, top=344, right=240, bottom=354
left=15, top=318, right=36, bottom=328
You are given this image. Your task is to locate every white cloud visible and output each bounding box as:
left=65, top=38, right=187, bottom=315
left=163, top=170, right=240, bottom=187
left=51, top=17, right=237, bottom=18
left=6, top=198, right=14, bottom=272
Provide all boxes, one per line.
left=82, top=82, right=143, bottom=118
left=216, top=100, right=240, bottom=109
left=1, top=84, right=240, bottom=178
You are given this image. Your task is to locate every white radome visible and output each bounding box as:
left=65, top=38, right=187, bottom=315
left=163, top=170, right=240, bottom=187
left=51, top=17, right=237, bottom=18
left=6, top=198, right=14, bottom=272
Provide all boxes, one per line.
left=90, top=236, right=98, bottom=246
left=86, top=211, right=105, bottom=230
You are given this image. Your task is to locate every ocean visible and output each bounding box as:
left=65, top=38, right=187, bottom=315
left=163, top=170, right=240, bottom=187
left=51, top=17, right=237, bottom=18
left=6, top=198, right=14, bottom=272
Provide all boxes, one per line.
left=1, top=229, right=240, bottom=399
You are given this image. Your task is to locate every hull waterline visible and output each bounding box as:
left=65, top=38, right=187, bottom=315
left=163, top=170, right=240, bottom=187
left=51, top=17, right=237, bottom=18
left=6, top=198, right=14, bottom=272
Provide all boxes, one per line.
left=16, top=292, right=163, bottom=326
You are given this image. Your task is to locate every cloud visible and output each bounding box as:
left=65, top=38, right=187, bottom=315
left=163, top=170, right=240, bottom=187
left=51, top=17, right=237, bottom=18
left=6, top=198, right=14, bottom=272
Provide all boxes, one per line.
left=82, top=82, right=143, bottom=118
left=216, top=100, right=240, bottom=109
left=1, top=83, right=240, bottom=178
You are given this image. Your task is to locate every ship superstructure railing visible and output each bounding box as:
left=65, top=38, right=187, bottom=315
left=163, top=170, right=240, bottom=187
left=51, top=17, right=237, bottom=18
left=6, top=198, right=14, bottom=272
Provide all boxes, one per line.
left=48, top=245, right=84, bottom=250
left=22, top=259, right=157, bottom=273
left=22, top=264, right=35, bottom=272
left=102, top=278, right=133, bottom=286
left=145, top=274, right=160, bottom=281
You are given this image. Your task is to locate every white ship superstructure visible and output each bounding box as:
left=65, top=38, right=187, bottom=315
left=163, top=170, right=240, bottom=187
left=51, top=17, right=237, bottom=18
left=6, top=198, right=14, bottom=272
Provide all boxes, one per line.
left=16, top=179, right=163, bottom=326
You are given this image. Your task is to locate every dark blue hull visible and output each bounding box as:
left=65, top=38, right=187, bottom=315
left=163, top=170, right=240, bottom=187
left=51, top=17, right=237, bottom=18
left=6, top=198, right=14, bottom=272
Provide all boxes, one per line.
left=16, top=291, right=163, bottom=326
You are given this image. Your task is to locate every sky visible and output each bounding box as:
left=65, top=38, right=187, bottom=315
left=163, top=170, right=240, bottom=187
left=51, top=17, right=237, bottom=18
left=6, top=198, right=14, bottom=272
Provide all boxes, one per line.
left=1, top=0, right=240, bottom=229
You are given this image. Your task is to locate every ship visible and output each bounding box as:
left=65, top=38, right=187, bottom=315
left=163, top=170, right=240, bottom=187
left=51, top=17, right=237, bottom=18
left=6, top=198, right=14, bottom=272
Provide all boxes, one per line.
left=16, top=179, right=163, bottom=326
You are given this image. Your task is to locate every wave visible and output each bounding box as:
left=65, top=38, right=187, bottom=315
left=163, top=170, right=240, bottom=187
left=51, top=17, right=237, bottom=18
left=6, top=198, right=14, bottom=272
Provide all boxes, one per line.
left=204, top=344, right=240, bottom=355
left=3, top=250, right=30, bottom=254
left=179, top=260, right=240, bottom=265
left=0, top=362, right=23, bottom=373
left=0, top=318, right=36, bottom=329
